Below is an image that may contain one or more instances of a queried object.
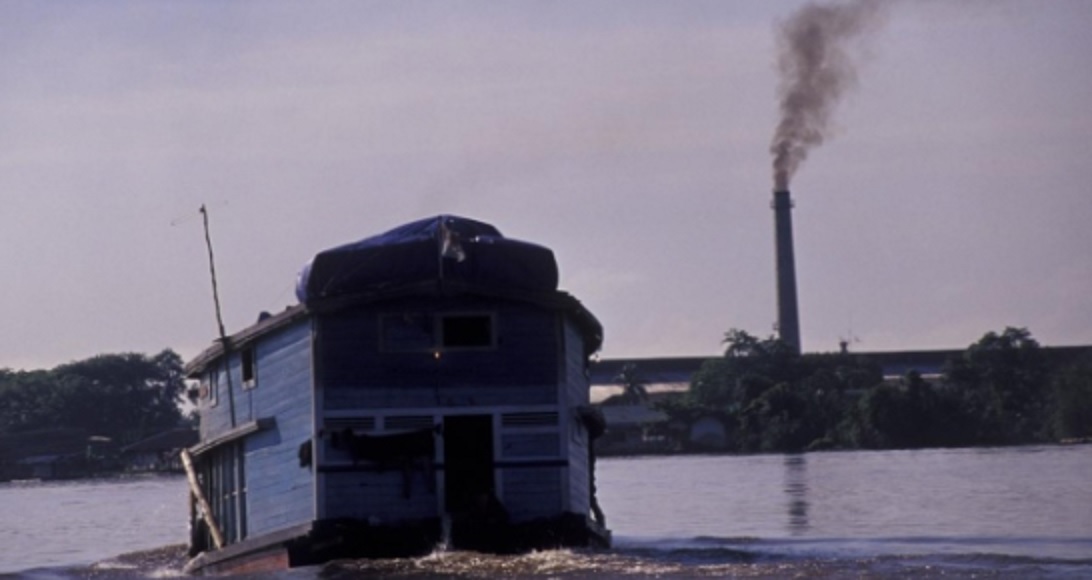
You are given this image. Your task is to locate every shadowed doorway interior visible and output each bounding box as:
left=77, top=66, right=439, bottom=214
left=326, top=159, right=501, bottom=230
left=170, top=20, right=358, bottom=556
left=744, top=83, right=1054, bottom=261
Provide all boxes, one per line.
left=443, top=414, right=495, bottom=515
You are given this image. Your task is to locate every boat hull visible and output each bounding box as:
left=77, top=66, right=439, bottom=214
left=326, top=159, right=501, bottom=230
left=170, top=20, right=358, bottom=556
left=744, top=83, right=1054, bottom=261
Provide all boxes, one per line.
left=185, top=514, right=610, bottom=575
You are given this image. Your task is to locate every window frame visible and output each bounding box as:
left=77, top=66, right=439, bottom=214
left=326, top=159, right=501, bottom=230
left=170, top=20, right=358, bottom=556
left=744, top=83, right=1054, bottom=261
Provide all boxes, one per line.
left=207, top=368, right=220, bottom=408
left=241, top=347, right=257, bottom=390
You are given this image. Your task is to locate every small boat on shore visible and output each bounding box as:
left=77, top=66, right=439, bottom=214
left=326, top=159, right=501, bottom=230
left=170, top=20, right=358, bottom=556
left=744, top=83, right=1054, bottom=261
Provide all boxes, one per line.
left=182, top=215, right=609, bottom=574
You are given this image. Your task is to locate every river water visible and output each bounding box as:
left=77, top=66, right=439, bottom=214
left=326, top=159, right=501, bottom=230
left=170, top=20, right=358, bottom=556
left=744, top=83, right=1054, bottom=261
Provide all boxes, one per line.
left=2, top=444, right=1090, bottom=578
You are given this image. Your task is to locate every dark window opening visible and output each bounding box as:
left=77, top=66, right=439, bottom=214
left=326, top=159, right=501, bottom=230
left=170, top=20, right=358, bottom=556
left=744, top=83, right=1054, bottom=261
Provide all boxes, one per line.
left=208, top=370, right=219, bottom=407
left=241, top=348, right=256, bottom=388
left=441, top=315, right=493, bottom=348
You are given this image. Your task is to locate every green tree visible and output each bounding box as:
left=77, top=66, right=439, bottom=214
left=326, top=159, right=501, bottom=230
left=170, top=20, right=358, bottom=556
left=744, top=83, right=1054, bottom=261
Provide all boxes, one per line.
left=680, top=329, right=877, bottom=452
left=739, top=382, right=811, bottom=452
left=0, top=350, right=187, bottom=444
left=614, top=363, right=649, bottom=404
left=689, top=329, right=797, bottom=411
left=846, top=372, right=960, bottom=449
left=53, top=349, right=186, bottom=444
left=0, top=370, right=70, bottom=433
left=661, top=325, right=1077, bottom=453
left=945, top=327, right=1050, bottom=444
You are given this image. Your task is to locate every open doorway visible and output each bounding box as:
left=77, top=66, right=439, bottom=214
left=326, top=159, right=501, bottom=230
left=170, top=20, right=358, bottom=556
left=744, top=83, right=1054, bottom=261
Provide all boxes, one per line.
left=442, top=414, right=495, bottom=514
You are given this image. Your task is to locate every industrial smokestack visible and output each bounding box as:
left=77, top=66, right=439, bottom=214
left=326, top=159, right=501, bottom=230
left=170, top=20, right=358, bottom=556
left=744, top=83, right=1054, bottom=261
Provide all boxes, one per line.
left=767, top=1, right=885, bottom=355
left=770, top=0, right=884, bottom=191
left=773, top=190, right=801, bottom=355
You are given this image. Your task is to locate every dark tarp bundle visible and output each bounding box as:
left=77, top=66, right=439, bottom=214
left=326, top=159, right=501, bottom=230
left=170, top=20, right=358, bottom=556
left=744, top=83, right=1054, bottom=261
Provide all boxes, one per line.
left=329, top=427, right=440, bottom=498
left=330, top=427, right=438, bottom=464
left=295, top=215, right=560, bottom=305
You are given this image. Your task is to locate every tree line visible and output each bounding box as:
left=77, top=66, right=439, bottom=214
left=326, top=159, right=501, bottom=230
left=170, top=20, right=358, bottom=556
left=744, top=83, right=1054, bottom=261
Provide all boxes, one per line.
left=656, top=327, right=1092, bottom=453
left=0, top=349, right=189, bottom=446
left=4, top=329, right=1090, bottom=457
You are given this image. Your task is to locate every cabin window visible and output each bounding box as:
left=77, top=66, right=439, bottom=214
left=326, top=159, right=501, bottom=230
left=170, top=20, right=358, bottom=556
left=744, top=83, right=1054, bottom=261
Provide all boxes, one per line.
left=241, top=347, right=257, bottom=389
left=207, top=369, right=219, bottom=408
left=199, top=442, right=247, bottom=545
left=441, top=314, right=494, bottom=348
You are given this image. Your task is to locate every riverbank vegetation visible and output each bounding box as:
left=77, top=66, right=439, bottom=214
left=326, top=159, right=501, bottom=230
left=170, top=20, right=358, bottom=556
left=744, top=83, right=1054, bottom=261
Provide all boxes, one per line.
left=657, top=327, right=1092, bottom=453
left=0, top=350, right=188, bottom=442
left=3, top=331, right=1088, bottom=465
left=0, top=350, right=190, bottom=477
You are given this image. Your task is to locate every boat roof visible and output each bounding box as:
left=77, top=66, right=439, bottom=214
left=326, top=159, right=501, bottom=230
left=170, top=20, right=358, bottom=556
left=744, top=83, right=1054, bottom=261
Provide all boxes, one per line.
left=185, top=215, right=602, bottom=377
left=296, top=215, right=559, bottom=305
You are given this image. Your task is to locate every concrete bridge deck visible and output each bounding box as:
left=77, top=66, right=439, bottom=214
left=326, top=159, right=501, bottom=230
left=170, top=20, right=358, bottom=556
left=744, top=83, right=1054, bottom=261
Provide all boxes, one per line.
left=589, top=345, right=1090, bottom=388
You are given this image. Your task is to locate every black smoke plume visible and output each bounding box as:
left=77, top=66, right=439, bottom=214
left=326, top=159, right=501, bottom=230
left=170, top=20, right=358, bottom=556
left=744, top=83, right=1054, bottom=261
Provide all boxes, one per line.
left=771, top=0, right=885, bottom=191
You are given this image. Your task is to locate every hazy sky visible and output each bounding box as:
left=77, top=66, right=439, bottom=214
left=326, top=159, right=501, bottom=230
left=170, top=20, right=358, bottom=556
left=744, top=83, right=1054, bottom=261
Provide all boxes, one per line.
left=2, top=1, right=1090, bottom=371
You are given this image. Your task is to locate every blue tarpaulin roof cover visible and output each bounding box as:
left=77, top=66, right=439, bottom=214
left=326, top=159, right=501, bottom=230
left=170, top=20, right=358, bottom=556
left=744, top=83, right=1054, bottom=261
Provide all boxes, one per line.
left=186, top=215, right=601, bottom=376
left=296, top=215, right=560, bottom=305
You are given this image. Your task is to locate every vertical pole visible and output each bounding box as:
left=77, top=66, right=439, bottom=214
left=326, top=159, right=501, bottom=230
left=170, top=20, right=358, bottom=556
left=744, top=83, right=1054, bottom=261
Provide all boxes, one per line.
left=200, top=204, right=237, bottom=427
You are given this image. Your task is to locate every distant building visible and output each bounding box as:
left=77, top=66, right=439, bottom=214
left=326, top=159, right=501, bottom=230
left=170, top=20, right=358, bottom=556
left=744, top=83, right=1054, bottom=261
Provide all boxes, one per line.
left=593, top=388, right=684, bottom=456
left=688, top=416, right=728, bottom=450
left=596, top=404, right=671, bottom=455
left=121, top=427, right=199, bottom=472
left=0, top=428, right=113, bottom=481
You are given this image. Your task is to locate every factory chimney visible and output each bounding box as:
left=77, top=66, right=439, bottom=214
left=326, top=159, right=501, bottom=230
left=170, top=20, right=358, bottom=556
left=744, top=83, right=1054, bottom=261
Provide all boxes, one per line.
left=772, top=190, right=801, bottom=355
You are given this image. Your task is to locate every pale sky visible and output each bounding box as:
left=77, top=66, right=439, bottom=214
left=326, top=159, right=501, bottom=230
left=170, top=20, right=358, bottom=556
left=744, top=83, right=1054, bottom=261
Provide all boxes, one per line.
left=2, top=1, right=1090, bottom=371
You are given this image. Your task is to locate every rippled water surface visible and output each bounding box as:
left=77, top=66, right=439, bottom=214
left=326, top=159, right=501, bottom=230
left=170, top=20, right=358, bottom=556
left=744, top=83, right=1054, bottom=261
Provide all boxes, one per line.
left=2, top=445, right=1090, bottom=578
left=0, top=474, right=187, bottom=575
left=599, top=445, right=1092, bottom=561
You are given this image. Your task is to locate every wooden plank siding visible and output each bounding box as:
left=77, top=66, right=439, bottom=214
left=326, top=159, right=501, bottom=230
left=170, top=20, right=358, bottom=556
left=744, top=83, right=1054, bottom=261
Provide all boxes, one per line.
left=243, top=321, right=316, bottom=538
left=318, top=297, right=559, bottom=410
left=562, top=318, right=592, bottom=516
left=199, top=363, right=237, bottom=439
left=324, top=385, right=556, bottom=410
left=308, top=294, right=594, bottom=527
left=195, top=320, right=317, bottom=543
left=498, top=415, right=565, bottom=522
left=562, top=319, right=592, bottom=408
left=501, top=467, right=563, bottom=521
left=318, top=418, right=440, bottom=522
left=499, top=433, right=559, bottom=458
left=324, top=471, right=439, bottom=521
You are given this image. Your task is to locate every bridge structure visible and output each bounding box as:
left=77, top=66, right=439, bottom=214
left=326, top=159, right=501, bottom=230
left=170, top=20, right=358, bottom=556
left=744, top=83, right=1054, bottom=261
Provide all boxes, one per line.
left=589, top=345, right=1092, bottom=390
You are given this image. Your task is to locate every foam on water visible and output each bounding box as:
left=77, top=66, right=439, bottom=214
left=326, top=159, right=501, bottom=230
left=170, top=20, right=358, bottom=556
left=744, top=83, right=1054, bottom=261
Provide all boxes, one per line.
left=11, top=539, right=1092, bottom=579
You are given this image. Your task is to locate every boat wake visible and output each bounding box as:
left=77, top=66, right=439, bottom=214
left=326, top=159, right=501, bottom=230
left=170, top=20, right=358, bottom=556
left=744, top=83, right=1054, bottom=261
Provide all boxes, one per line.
left=14, top=536, right=1092, bottom=579
left=314, top=535, right=1092, bottom=579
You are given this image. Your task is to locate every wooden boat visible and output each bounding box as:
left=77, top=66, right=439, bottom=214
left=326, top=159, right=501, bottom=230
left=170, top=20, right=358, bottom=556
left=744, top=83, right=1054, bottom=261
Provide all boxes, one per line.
left=182, top=215, right=609, bottom=574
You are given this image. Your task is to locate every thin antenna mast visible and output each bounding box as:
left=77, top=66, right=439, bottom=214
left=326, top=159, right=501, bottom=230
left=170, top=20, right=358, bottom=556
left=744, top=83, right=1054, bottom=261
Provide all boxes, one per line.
left=200, top=204, right=237, bottom=427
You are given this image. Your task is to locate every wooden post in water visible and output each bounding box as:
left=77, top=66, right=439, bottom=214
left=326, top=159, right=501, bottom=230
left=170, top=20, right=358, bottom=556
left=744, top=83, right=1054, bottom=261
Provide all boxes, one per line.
left=181, top=449, right=225, bottom=550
